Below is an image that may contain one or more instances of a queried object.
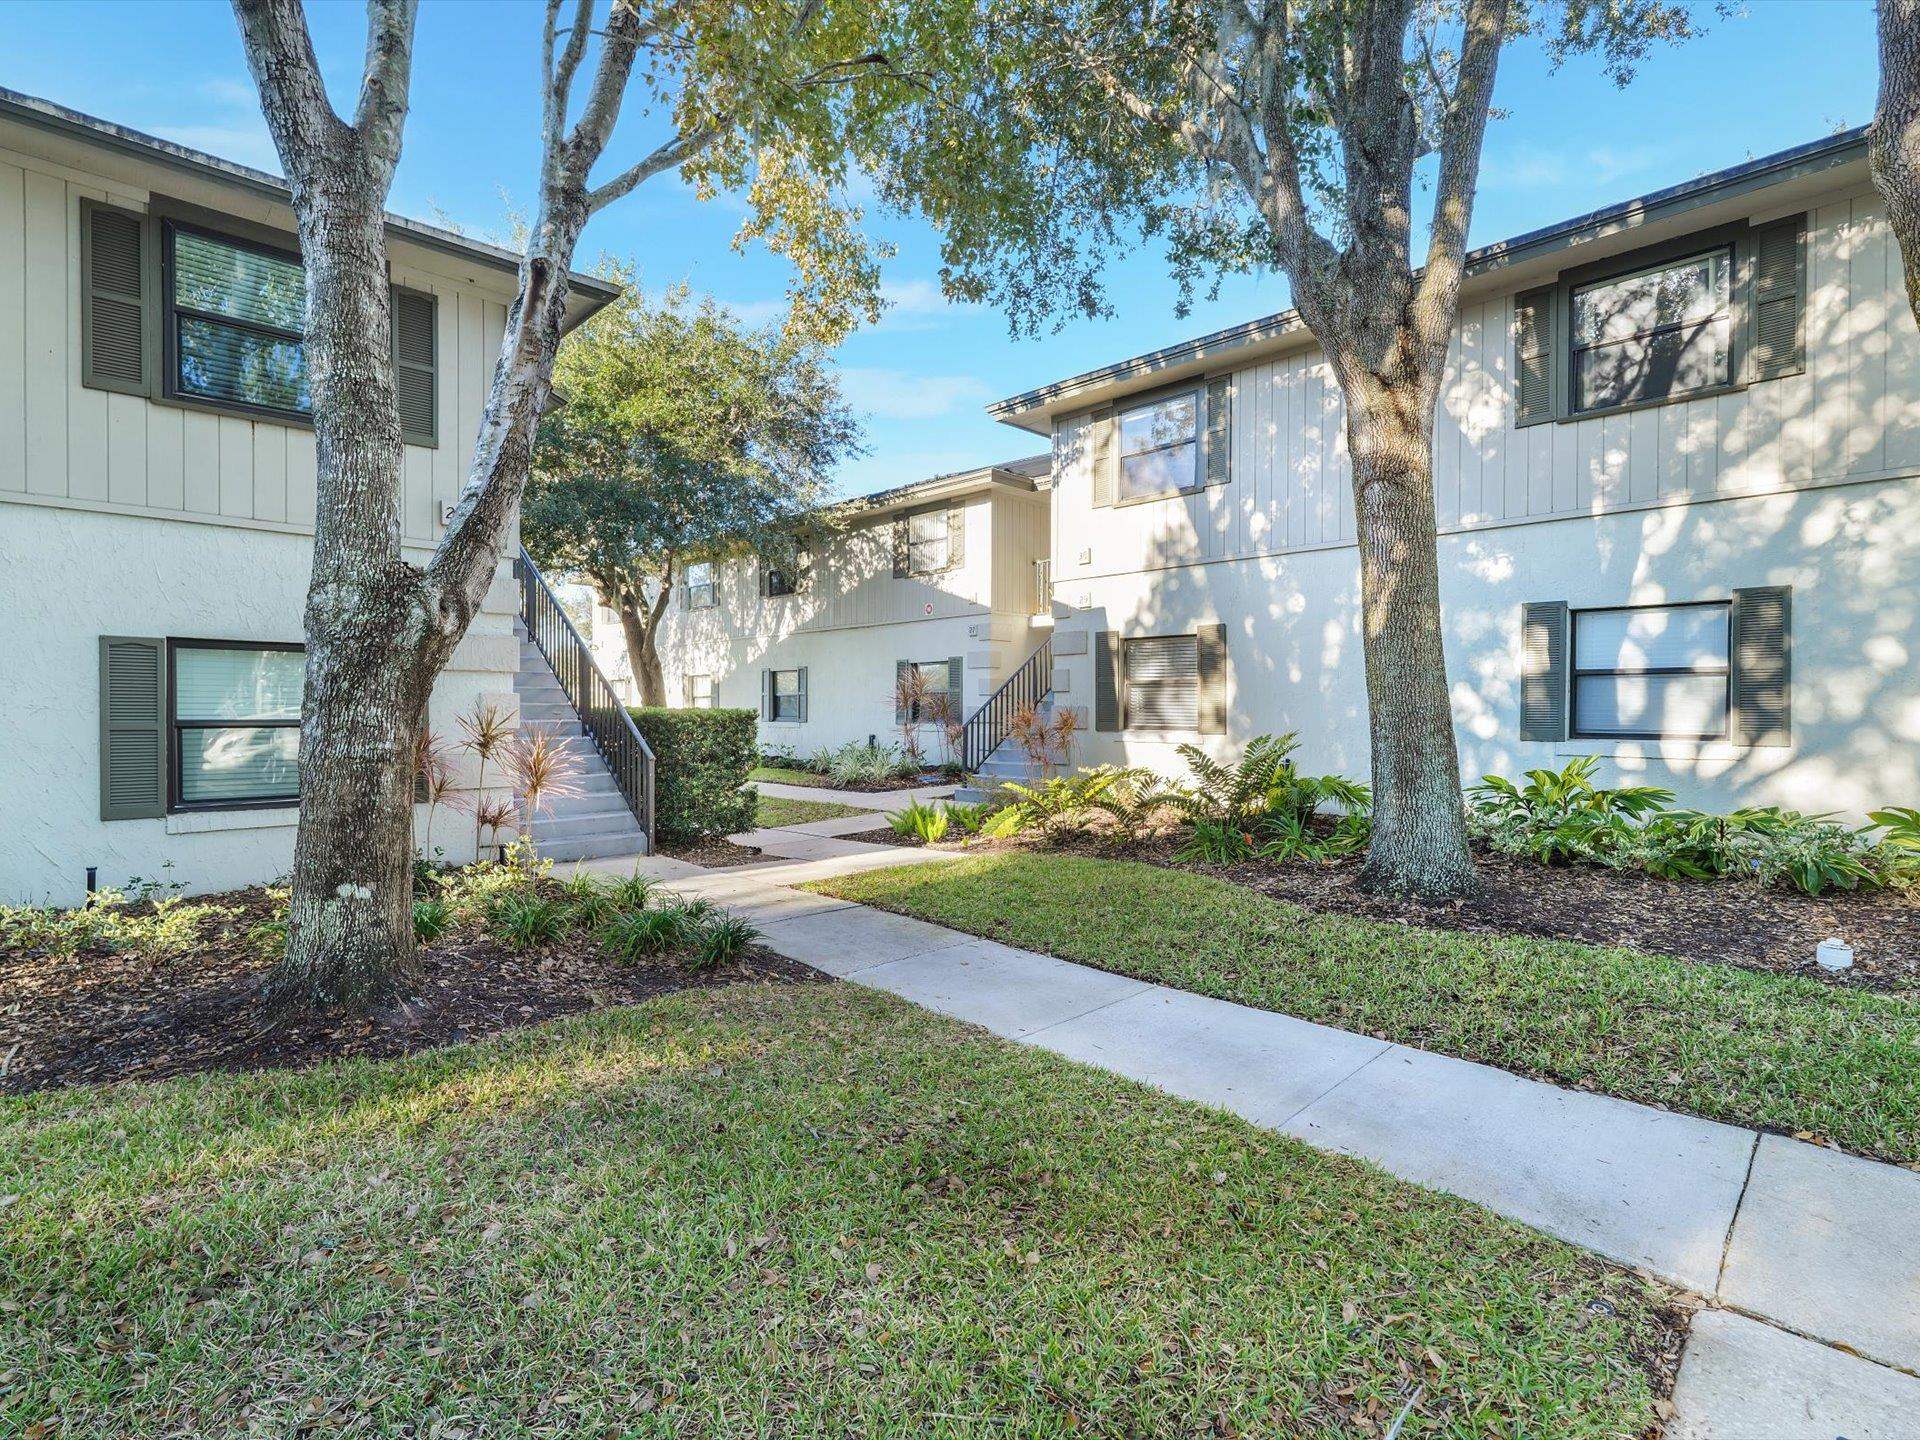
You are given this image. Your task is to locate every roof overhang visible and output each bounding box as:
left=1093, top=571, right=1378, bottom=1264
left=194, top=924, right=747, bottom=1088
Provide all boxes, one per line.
left=0, top=86, right=622, bottom=332
left=833, top=460, right=1046, bottom=522
left=989, top=126, right=1870, bottom=435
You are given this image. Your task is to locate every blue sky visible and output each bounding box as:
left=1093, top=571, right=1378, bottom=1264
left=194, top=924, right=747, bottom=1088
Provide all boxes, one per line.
left=3, top=0, right=1881, bottom=496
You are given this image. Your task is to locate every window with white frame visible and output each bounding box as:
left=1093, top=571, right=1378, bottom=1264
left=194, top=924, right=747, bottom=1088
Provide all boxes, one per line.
left=771, top=668, right=803, bottom=721
left=907, top=512, right=950, bottom=574
left=1570, top=247, right=1733, bottom=415
left=684, top=560, right=716, bottom=609
left=686, top=674, right=712, bottom=709
left=1571, top=602, right=1730, bottom=739
left=1117, top=390, right=1201, bottom=500
left=170, top=641, right=304, bottom=808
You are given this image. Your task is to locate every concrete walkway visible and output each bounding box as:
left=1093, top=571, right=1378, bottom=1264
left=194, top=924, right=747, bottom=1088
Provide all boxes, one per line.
left=635, top=853, right=1920, bottom=1438
left=752, top=779, right=956, bottom=813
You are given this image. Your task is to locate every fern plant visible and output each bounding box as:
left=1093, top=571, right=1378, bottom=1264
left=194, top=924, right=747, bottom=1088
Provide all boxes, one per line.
left=888, top=800, right=951, bottom=843
left=1168, top=734, right=1301, bottom=829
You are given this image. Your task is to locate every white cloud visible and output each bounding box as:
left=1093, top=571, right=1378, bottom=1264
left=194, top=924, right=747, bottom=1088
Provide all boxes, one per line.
left=1481, top=142, right=1657, bottom=193
left=837, top=367, right=990, bottom=421
left=874, top=277, right=955, bottom=332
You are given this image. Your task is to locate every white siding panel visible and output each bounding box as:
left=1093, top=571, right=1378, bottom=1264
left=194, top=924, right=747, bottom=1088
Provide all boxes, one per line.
left=0, top=162, right=23, bottom=492
left=23, top=168, right=66, bottom=497
left=145, top=401, right=183, bottom=510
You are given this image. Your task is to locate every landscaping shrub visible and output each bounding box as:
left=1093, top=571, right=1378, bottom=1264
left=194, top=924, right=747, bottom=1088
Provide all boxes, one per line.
left=888, top=799, right=951, bottom=843
left=0, top=891, right=236, bottom=958
left=411, top=897, right=452, bottom=944
left=630, top=706, right=758, bottom=841
left=943, top=801, right=993, bottom=835
left=812, top=739, right=921, bottom=786
left=691, top=914, right=759, bottom=970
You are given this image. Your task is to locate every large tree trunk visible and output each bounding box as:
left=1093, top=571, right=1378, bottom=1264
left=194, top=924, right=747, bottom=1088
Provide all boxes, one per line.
left=1337, top=364, right=1477, bottom=898
left=616, top=591, right=669, bottom=707
left=1874, top=0, right=1920, bottom=329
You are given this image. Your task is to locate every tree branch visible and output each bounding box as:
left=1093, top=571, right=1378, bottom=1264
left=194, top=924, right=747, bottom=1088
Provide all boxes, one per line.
left=230, top=0, right=344, bottom=185
left=1413, top=0, right=1509, bottom=346
left=586, top=124, right=715, bottom=211
left=351, top=0, right=420, bottom=183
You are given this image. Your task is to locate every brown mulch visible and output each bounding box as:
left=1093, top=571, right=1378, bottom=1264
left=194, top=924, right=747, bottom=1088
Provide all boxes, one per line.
left=1020, top=831, right=1920, bottom=991
left=0, top=888, right=825, bottom=1096
left=659, top=835, right=780, bottom=868
left=842, top=824, right=925, bottom=848
left=766, top=771, right=961, bottom=794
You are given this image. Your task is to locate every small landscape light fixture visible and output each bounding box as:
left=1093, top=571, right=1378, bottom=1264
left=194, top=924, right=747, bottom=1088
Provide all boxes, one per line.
left=1815, top=937, right=1854, bottom=973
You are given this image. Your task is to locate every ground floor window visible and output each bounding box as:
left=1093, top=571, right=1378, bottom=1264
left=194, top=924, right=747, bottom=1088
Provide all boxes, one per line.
left=901, top=660, right=959, bottom=723
left=771, top=668, right=804, bottom=722
left=170, top=641, right=304, bottom=808
left=1571, top=602, right=1730, bottom=739
left=685, top=674, right=712, bottom=709
left=1124, top=634, right=1199, bottom=729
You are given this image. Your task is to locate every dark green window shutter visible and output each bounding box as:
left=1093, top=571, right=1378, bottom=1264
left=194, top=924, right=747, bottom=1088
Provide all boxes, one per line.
left=891, top=519, right=909, bottom=577
left=795, top=667, right=809, bottom=724
left=1093, top=630, right=1124, bottom=731
left=761, top=670, right=775, bottom=721
left=391, top=286, right=438, bottom=445
left=100, top=637, right=167, bottom=819
left=1519, top=601, right=1569, bottom=742
left=1196, top=623, right=1228, bottom=734
left=1731, top=586, right=1792, bottom=746
left=1748, top=216, right=1806, bottom=382
left=757, top=560, right=770, bottom=599
left=1512, top=286, right=1556, bottom=428
left=1205, top=378, right=1232, bottom=486
left=946, top=504, right=966, bottom=569
left=1089, top=407, right=1117, bottom=508
left=947, top=655, right=964, bottom=717
left=895, top=660, right=910, bottom=724
left=81, top=200, right=151, bottom=397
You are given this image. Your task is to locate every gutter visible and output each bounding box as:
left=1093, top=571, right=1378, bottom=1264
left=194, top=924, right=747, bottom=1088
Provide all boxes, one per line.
left=988, top=125, right=1868, bottom=428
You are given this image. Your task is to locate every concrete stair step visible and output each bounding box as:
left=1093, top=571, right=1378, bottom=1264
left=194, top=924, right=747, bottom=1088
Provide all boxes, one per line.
left=538, top=792, right=635, bottom=822
left=533, top=808, right=645, bottom=841
left=533, top=830, right=650, bottom=863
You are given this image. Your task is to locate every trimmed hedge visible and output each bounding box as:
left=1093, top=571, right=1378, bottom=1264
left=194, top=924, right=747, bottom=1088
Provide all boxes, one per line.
left=630, top=707, right=758, bottom=842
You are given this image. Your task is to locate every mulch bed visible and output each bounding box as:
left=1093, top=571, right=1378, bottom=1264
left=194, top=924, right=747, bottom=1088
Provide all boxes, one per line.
left=1, top=888, right=824, bottom=1096
left=842, top=824, right=925, bottom=847
left=1023, top=833, right=1920, bottom=991
left=659, top=835, right=780, bottom=868
left=763, top=772, right=960, bottom=794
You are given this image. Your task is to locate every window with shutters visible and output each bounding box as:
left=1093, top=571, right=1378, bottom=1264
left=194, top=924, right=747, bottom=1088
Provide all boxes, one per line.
left=686, top=674, right=713, bottom=709
left=1570, top=246, right=1733, bottom=414
left=903, top=660, right=958, bottom=724
left=771, top=669, right=804, bottom=721
left=1124, top=634, right=1200, bottom=730
left=1117, top=390, right=1201, bottom=500
left=1570, top=602, right=1730, bottom=740
left=166, top=223, right=311, bottom=418
left=169, top=641, right=304, bottom=809
left=906, top=512, right=950, bottom=574
left=685, top=561, right=717, bottom=609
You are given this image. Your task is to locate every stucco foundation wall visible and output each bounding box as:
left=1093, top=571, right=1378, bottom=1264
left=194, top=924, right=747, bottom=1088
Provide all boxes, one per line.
left=0, top=505, right=519, bottom=905
left=1048, top=476, right=1920, bottom=818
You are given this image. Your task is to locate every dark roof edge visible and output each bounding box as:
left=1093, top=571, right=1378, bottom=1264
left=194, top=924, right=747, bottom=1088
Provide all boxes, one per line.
left=0, top=85, right=621, bottom=304
left=835, top=455, right=1051, bottom=516
left=988, top=125, right=1868, bottom=421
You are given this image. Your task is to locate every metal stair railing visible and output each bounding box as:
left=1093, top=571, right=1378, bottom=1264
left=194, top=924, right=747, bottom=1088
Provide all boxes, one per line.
left=515, top=547, right=654, bottom=852
left=961, top=634, right=1053, bottom=773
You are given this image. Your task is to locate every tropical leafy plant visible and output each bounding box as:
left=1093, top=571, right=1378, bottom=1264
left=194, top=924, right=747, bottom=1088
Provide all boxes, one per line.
left=1254, top=812, right=1372, bottom=864
left=981, top=767, right=1136, bottom=840
left=1469, top=758, right=1675, bottom=866
left=943, top=801, right=993, bottom=835
left=1174, top=819, right=1258, bottom=865
left=888, top=800, right=951, bottom=843
left=1870, top=806, right=1920, bottom=885
left=822, top=740, right=920, bottom=785
left=1081, top=767, right=1180, bottom=849
left=411, top=897, right=453, bottom=944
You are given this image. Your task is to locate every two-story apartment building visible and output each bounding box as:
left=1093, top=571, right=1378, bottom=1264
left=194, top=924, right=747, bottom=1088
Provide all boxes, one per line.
left=645, top=457, right=1051, bottom=756
left=986, top=126, right=1920, bottom=818
left=0, top=89, right=618, bottom=904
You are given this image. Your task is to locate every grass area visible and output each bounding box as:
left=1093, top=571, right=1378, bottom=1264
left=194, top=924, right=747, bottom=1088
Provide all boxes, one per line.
left=750, top=764, right=826, bottom=786
left=811, top=852, right=1920, bottom=1164
left=755, top=792, right=868, bottom=827
left=3, top=984, right=1673, bottom=1437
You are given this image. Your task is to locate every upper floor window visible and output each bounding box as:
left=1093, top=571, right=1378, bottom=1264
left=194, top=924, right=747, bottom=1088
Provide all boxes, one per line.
left=907, top=512, right=950, bottom=574
left=685, top=561, right=716, bottom=609
left=1571, top=247, right=1731, bottom=415
left=1118, top=391, right=1199, bottom=500
left=765, top=548, right=806, bottom=597
left=1571, top=602, right=1730, bottom=740
left=167, top=224, right=311, bottom=419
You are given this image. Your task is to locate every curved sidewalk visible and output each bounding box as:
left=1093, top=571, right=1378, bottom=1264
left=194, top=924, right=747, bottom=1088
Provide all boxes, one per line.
left=638, top=850, right=1920, bottom=1438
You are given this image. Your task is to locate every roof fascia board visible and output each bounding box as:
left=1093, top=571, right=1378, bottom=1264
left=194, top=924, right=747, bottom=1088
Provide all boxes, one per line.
left=989, top=127, right=1868, bottom=432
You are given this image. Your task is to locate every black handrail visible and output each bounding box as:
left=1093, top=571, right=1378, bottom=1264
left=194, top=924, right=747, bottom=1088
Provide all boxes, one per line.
left=962, top=634, right=1054, bottom=773
left=515, top=547, right=655, bottom=852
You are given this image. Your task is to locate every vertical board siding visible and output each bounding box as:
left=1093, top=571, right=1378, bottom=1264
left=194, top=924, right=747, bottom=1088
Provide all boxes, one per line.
left=0, top=161, right=508, bottom=537
left=1055, top=184, right=1920, bottom=577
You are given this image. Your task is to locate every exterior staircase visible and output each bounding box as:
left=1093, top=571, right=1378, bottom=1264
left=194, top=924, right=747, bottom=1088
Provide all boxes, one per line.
left=513, top=621, right=651, bottom=861
left=955, top=633, right=1057, bottom=801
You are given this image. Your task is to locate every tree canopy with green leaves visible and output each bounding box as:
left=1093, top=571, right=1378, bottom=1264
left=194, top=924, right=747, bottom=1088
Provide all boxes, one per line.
left=866, top=0, right=1698, bottom=896
left=525, top=279, right=861, bottom=704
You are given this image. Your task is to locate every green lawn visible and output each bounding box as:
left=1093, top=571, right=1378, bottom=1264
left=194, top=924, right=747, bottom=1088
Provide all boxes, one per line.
left=4, top=984, right=1673, bottom=1437
left=811, top=852, right=1920, bottom=1164
left=750, top=764, right=826, bottom=786
left=755, top=792, right=868, bottom=827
